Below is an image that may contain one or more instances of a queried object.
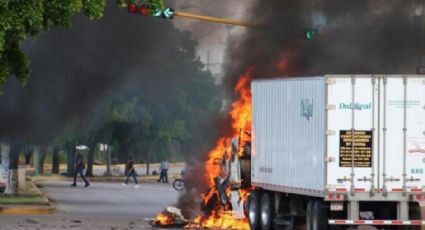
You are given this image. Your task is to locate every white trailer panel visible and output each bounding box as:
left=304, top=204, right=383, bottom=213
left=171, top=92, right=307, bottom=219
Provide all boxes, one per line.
left=251, top=77, right=326, bottom=196
left=251, top=75, right=425, bottom=197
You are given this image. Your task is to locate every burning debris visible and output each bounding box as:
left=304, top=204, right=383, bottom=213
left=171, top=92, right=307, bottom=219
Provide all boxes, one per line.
left=148, top=207, right=189, bottom=227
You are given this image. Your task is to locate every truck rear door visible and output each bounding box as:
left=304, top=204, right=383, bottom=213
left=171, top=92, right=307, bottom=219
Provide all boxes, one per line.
left=326, top=75, right=425, bottom=193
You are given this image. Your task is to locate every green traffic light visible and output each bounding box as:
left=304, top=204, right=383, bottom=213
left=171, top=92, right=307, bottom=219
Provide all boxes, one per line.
left=152, top=8, right=162, bottom=17
left=306, top=30, right=315, bottom=40
left=162, top=7, right=174, bottom=19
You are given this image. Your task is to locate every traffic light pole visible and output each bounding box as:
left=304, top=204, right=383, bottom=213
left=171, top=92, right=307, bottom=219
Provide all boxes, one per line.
left=174, top=11, right=254, bottom=27
left=125, top=2, right=254, bottom=27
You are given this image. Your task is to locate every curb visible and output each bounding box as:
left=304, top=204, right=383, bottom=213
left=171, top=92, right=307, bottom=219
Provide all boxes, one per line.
left=0, top=204, right=56, bottom=215
left=0, top=179, right=56, bottom=215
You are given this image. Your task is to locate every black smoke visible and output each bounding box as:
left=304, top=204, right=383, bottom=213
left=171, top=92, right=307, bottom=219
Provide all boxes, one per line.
left=0, top=1, right=221, bottom=150
left=223, top=0, right=424, bottom=95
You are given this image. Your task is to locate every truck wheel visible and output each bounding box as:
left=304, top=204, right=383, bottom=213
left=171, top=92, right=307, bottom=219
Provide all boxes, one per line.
left=260, top=193, right=275, bottom=230
left=410, top=202, right=421, bottom=230
left=396, top=202, right=422, bottom=230
left=306, top=200, right=314, bottom=230
left=312, top=201, right=329, bottom=230
left=403, top=202, right=421, bottom=230
left=248, top=191, right=261, bottom=230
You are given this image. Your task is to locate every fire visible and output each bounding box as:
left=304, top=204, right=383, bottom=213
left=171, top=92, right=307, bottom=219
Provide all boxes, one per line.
left=203, top=67, right=253, bottom=189
left=186, top=211, right=250, bottom=229
left=230, top=67, right=253, bottom=157
left=152, top=67, right=254, bottom=229
left=238, top=187, right=251, bottom=204
left=230, top=67, right=253, bottom=137
left=203, top=137, right=230, bottom=189
left=193, top=68, right=254, bottom=229
left=152, top=213, right=173, bottom=225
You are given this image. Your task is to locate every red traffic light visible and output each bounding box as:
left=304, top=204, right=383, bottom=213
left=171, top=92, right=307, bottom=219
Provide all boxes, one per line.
left=139, top=5, right=149, bottom=16
left=128, top=3, right=138, bottom=13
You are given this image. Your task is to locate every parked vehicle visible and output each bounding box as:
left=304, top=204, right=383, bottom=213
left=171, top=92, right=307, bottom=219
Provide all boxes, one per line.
left=243, top=75, right=425, bottom=230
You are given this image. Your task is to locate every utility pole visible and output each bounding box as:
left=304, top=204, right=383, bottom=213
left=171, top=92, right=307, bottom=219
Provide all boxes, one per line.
left=107, top=145, right=111, bottom=176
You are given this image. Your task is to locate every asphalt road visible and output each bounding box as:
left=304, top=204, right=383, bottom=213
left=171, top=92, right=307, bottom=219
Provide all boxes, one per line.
left=0, top=181, right=181, bottom=229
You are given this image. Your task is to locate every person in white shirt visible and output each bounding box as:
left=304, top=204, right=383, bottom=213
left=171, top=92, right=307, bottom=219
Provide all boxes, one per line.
left=158, top=159, right=169, bottom=183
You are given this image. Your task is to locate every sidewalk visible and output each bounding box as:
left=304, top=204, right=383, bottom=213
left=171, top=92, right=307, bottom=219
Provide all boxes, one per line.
left=0, top=179, right=55, bottom=215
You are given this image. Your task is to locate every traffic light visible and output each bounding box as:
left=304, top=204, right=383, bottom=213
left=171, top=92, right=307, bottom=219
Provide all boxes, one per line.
left=304, top=28, right=318, bottom=40
left=306, top=30, right=315, bottom=40
left=139, top=5, right=149, bottom=16
left=162, top=7, right=175, bottom=19
left=127, top=3, right=138, bottom=13
left=126, top=0, right=174, bottom=19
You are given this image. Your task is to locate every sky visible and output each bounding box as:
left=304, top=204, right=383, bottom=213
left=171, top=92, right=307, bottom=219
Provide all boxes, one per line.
left=170, top=0, right=253, bottom=82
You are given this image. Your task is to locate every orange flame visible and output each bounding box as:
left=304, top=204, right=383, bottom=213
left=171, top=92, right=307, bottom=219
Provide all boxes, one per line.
left=195, top=68, right=254, bottom=229
left=230, top=67, right=253, bottom=136
left=152, top=213, right=174, bottom=225
left=153, top=67, right=254, bottom=229
left=238, top=187, right=251, bottom=204
left=203, top=67, right=253, bottom=195
left=186, top=211, right=249, bottom=229
left=203, top=137, right=230, bottom=189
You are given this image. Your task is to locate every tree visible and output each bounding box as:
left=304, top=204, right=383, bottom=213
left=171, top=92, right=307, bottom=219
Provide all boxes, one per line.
left=5, top=142, right=21, bottom=195
left=51, top=146, right=60, bottom=174
left=0, top=0, right=106, bottom=89
left=0, top=0, right=223, bottom=179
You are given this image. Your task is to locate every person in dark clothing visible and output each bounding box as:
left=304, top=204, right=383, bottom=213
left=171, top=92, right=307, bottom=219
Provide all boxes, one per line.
left=70, top=151, right=90, bottom=187
left=123, top=156, right=139, bottom=188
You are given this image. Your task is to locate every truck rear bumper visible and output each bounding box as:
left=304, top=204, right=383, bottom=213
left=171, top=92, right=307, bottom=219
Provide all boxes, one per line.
left=329, top=219, right=425, bottom=225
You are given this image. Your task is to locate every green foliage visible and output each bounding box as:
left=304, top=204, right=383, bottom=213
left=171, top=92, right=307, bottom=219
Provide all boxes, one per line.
left=0, top=0, right=106, bottom=87
left=145, top=0, right=164, bottom=16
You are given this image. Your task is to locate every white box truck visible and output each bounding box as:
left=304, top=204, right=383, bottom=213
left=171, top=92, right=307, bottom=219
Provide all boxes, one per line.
left=247, top=75, right=425, bottom=230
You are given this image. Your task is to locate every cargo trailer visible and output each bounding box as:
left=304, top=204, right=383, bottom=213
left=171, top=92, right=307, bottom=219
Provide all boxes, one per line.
left=246, top=75, right=425, bottom=230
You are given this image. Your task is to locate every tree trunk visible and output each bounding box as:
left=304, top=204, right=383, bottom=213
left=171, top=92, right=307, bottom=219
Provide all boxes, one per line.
left=33, top=146, right=41, bottom=176
left=146, top=150, right=150, bottom=175
left=85, top=145, right=94, bottom=177
left=106, top=146, right=111, bottom=176
left=39, top=146, right=47, bottom=175
left=24, top=148, right=32, bottom=165
left=5, top=143, right=20, bottom=195
left=52, top=146, right=60, bottom=174
left=66, top=143, right=76, bottom=177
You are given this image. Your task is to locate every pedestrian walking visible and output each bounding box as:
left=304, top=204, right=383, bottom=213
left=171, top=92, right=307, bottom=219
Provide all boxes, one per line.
left=158, top=158, right=169, bottom=183
left=123, top=156, right=139, bottom=188
left=70, top=151, right=90, bottom=187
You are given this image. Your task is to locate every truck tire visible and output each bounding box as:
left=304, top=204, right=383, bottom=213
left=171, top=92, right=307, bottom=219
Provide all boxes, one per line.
left=306, top=200, right=314, bottom=230
left=311, top=201, right=329, bottom=230
left=248, top=191, right=261, bottom=230
left=260, top=192, right=275, bottom=230
left=239, top=158, right=251, bottom=187
left=396, top=202, right=421, bottom=230
left=398, top=202, right=422, bottom=230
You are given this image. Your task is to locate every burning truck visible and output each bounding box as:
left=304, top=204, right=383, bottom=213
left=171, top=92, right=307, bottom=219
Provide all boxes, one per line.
left=153, top=74, right=425, bottom=230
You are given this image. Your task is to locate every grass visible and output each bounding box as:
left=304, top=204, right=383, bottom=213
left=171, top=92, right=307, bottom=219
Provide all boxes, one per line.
left=0, top=181, right=49, bottom=206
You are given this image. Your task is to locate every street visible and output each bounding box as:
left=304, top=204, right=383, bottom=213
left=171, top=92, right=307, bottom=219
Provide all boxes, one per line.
left=0, top=181, right=180, bottom=229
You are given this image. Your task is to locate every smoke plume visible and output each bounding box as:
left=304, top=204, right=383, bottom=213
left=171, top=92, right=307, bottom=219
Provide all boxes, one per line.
left=223, top=0, right=424, bottom=96
left=0, top=1, right=221, bottom=152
